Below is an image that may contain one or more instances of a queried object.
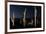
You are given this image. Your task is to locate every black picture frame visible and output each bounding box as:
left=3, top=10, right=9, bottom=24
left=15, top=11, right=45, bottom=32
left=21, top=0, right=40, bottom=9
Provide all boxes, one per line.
left=5, top=1, right=45, bottom=34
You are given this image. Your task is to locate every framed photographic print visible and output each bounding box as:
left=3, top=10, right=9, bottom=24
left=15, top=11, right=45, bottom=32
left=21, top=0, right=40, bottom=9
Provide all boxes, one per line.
left=5, top=1, right=45, bottom=33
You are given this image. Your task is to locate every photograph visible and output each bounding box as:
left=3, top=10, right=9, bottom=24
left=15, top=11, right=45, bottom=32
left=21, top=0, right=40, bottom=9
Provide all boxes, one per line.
left=10, top=5, right=41, bottom=29
left=7, top=2, right=44, bottom=32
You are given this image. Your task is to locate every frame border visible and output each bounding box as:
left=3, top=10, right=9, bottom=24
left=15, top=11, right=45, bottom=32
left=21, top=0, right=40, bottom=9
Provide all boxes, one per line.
left=5, top=0, right=45, bottom=34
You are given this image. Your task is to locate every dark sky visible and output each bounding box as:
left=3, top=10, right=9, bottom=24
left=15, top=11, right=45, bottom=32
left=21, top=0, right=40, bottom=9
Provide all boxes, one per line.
left=10, top=5, right=41, bottom=18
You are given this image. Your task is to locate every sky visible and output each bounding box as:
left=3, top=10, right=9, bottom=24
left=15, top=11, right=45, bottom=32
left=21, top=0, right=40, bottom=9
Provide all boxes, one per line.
left=10, top=5, right=41, bottom=18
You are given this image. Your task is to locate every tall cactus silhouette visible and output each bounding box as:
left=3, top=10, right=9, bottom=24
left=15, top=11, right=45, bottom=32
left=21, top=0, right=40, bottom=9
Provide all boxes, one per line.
left=23, top=8, right=26, bottom=27
left=34, top=7, right=37, bottom=27
left=11, top=12, right=15, bottom=26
